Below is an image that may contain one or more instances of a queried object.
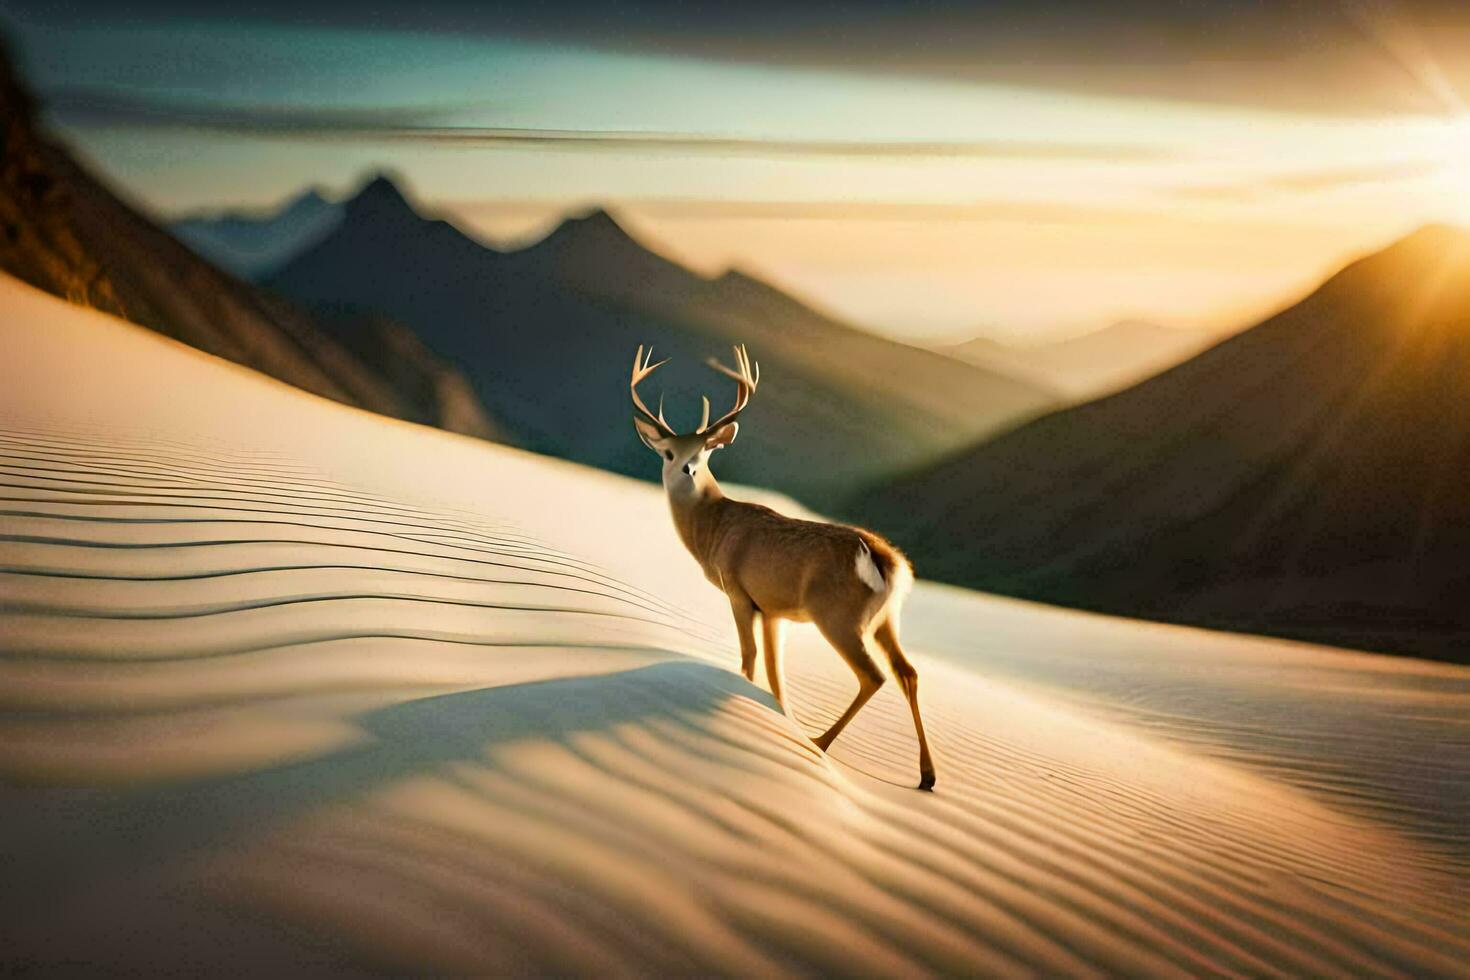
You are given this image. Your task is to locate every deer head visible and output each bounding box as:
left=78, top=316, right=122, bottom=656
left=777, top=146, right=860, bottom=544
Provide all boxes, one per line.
left=630, top=344, right=759, bottom=490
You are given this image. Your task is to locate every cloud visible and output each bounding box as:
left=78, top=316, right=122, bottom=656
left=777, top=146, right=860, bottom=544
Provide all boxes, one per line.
left=1170, top=161, right=1441, bottom=202
left=42, top=88, right=1167, bottom=161
left=43, top=89, right=481, bottom=134
left=449, top=198, right=1157, bottom=224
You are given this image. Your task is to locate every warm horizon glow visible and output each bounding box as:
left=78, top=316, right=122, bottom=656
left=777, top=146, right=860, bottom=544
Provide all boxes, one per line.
left=1436, top=115, right=1470, bottom=221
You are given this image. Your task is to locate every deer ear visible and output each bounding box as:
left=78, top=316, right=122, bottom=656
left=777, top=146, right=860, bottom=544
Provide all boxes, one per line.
left=633, top=416, right=668, bottom=453
left=703, top=421, right=738, bottom=450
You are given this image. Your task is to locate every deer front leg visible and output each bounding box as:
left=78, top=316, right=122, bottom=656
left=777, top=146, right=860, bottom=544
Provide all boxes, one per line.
left=728, top=591, right=759, bottom=682
left=761, top=615, right=786, bottom=710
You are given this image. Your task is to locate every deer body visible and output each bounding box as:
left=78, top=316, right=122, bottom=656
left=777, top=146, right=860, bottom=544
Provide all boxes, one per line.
left=632, top=345, right=936, bottom=790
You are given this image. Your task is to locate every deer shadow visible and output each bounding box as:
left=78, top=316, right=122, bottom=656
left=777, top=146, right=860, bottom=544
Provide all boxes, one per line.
left=4, top=660, right=783, bottom=913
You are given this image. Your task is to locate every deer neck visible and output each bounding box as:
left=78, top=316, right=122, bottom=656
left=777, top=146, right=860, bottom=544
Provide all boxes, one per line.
left=665, top=469, right=726, bottom=570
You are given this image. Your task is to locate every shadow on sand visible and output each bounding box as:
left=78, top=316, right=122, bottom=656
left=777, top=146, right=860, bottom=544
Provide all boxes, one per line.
left=3, top=661, right=785, bottom=911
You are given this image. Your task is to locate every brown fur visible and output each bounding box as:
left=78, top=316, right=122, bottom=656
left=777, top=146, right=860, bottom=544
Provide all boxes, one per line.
left=683, top=498, right=899, bottom=623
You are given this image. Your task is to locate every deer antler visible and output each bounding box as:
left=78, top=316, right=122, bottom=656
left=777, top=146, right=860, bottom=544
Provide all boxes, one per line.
left=700, top=344, right=760, bottom=433
left=630, top=345, right=678, bottom=437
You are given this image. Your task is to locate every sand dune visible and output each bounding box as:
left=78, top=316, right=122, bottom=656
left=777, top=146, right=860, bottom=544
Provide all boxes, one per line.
left=1, top=273, right=1467, bottom=975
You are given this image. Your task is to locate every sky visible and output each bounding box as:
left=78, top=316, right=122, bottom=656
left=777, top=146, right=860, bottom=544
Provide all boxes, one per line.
left=6, top=1, right=1470, bottom=343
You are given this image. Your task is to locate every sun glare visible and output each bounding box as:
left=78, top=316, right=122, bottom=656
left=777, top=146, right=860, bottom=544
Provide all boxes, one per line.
left=1436, top=115, right=1470, bottom=219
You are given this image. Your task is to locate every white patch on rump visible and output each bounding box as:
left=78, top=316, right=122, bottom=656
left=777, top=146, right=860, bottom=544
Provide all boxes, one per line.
left=855, top=542, right=887, bottom=592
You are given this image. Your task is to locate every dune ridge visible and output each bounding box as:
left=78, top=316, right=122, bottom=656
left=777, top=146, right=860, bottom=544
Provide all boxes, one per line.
left=1, top=273, right=1467, bottom=975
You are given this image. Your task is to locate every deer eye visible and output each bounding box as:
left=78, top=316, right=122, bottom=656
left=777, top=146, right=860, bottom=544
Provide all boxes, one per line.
left=664, top=450, right=673, bottom=461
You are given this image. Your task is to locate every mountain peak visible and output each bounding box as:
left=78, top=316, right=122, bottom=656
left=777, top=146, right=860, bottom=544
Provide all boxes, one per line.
left=570, top=205, right=617, bottom=226
left=277, top=185, right=332, bottom=218
left=1328, top=222, right=1470, bottom=298
left=1372, top=222, right=1470, bottom=264
left=716, top=266, right=759, bottom=286
left=292, top=185, right=329, bottom=206
left=535, top=206, right=648, bottom=259
left=551, top=206, right=627, bottom=238
left=345, top=173, right=417, bottom=219
left=1399, top=221, right=1470, bottom=245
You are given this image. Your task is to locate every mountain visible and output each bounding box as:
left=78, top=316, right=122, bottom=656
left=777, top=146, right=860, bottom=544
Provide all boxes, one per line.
left=0, top=50, right=503, bottom=442
left=173, top=187, right=343, bottom=276
left=947, top=320, right=1219, bottom=399
left=266, top=176, right=1055, bottom=503
left=850, top=226, right=1470, bottom=663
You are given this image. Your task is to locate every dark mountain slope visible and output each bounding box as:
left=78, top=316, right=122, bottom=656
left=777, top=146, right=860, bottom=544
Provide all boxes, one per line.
left=851, top=226, right=1470, bottom=662
left=268, top=178, right=1053, bottom=503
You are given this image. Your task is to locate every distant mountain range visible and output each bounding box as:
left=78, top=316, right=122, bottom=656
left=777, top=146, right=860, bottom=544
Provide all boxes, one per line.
left=178, top=193, right=1211, bottom=406
left=254, top=175, right=1055, bottom=503
left=948, top=320, right=1221, bottom=400
left=0, top=51, right=504, bottom=443
left=174, top=187, right=343, bottom=277
left=851, top=225, right=1470, bottom=663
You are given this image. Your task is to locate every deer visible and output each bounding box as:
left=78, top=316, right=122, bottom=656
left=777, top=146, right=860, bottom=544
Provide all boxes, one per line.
left=630, top=344, right=936, bottom=790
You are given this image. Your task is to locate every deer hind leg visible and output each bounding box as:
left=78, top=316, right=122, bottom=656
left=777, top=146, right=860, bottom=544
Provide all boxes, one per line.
left=873, top=614, right=936, bottom=791
left=761, top=615, right=786, bottom=710
left=811, top=617, right=885, bottom=752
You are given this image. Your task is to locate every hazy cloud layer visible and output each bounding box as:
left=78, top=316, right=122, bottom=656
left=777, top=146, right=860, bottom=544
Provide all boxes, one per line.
left=44, top=88, right=1168, bottom=160
left=1171, top=161, right=1442, bottom=202
left=447, top=198, right=1163, bottom=225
